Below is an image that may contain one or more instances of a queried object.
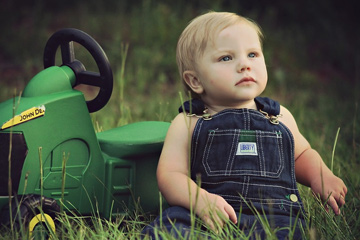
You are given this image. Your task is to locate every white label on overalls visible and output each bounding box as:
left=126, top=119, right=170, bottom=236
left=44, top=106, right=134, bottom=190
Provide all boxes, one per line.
left=236, top=142, right=258, bottom=156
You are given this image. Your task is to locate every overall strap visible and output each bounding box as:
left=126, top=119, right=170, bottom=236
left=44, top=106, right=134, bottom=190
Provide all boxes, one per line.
left=178, top=98, right=205, bottom=115
left=254, top=97, right=280, bottom=116
left=179, top=97, right=281, bottom=120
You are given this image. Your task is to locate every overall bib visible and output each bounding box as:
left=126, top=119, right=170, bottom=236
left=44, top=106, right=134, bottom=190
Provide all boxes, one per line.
left=143, top=97, right=306, bottom=239
left=188, top=97, right=305, bottom=216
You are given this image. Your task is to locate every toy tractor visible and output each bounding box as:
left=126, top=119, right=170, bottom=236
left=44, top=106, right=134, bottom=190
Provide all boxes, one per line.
left=0, top=28, right=170, bottom=236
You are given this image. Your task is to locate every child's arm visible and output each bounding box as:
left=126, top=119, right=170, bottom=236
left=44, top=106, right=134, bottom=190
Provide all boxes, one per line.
left=157, top=113, right=237, bottom=229
left=280, top=106, right=347, bottom=215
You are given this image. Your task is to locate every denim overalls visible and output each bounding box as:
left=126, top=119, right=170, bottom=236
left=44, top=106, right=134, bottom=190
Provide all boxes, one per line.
left=142, top=97, right=306, bottom=239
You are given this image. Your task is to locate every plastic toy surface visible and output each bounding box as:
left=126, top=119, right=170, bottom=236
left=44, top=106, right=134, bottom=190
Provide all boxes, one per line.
left=0, top=28, right=170, bottom=235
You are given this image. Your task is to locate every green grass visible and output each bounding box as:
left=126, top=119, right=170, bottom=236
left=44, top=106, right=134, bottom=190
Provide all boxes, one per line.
left=1, top=1, right=359, bottom=239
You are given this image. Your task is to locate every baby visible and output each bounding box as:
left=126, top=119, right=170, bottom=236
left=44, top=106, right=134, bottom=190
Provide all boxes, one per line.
left=143, top=11, right=347, bottom=239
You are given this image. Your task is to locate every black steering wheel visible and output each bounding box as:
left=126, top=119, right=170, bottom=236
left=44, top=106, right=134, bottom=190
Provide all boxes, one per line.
left=43, top=28, right=113, bottom=113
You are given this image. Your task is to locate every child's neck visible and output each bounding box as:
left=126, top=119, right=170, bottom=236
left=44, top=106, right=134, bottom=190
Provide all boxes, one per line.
left=205, top=99, right=257, bottom=115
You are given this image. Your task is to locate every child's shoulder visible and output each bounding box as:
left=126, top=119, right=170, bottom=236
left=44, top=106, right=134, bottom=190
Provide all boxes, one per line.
left=168, top=113, right=199, bottom=135
left=279, top=105, right=298, bottom=129
left=279, top=105, right=312, bottom=159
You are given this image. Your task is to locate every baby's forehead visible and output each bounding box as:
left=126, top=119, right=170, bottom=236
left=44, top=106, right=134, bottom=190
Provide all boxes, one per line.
left=207, top=22, right=260, bottom=47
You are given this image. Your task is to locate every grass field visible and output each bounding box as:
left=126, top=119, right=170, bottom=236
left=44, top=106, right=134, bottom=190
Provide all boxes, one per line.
left=0, top=1, right=359, bottom=239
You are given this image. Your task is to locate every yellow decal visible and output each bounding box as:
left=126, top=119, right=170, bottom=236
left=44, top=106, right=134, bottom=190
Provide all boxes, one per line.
left=1, top=105, right=45, bottom=130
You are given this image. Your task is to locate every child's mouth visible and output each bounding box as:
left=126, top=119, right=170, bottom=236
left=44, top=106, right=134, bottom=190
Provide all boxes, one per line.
left=235, top=77, right=256, bottom=86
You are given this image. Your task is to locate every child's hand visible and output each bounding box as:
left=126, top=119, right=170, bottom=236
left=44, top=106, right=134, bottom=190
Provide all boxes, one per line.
left=196, top=191, right=237, bottom=231
left=310, top=172, right=347, bottom=215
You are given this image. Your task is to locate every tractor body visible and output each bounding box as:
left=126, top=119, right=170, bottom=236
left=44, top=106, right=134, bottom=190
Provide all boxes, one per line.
left=0, top=36, right=169, bottom=222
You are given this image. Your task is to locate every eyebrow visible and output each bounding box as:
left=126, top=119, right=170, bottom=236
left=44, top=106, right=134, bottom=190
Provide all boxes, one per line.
left=211, top=49, right=234, bottom=57
left=214, top=46, right=262, bottom=54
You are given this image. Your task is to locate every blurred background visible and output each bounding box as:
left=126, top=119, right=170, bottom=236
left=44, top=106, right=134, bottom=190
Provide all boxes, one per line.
left=1, top=1, right=359, bottom=236
left=0, top=0, right=359, bottom=139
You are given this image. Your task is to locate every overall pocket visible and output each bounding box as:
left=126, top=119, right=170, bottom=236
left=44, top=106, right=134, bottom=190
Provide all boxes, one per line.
left=202, top=129, right=284, bottom=178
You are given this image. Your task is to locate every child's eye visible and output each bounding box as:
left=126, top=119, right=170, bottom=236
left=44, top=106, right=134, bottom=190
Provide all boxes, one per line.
left=220, top=56, right=232, bottom=61
left=248, top=52, right=257, bottom=58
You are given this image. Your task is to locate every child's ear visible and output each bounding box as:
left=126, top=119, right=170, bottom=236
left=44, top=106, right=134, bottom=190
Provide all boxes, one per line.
left=183, top=70, right=204, bottom=94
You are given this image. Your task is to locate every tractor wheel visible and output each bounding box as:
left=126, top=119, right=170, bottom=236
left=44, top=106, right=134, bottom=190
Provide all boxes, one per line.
left=0, top=194, right=60, bottom=239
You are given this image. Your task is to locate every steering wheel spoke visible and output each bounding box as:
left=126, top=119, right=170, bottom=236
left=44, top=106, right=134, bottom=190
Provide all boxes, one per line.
left=61, top=42, right=75, bottom=64
left=77, top=71, right=103, bottom=87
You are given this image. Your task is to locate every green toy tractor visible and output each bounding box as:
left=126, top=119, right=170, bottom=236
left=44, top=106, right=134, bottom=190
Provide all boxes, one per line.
left=0, top=28, right=170, bottom=236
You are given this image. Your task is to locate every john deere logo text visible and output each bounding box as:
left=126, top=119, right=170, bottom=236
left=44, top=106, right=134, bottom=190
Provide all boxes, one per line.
left=19, top=107, right=44, bottom=121
left=1, top=105, right=46, bottom=130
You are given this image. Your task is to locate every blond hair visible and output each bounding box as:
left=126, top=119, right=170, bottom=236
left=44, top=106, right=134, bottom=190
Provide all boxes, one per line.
left=176, top=11, right=264, bottom=98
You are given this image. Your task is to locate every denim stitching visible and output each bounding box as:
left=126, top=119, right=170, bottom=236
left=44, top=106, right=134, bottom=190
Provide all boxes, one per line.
left=246, top=109, right=250, bottom=130
left=223, top=197, right=302, bottom=208
left=202, top=180, right=298, bottom=191
left=257, top=130, right=265, bottom=176
left=190, top=104, right=305, bottom=214
left=279, top=123, right=297, bottom=189
left=225, top=130, right=237, bottom=176
left=244, top=176, right=250, bottom=198
left=203, top=129, right=215, bottom=176
left=222, top=194, right=301, bottom=204
left=191, top=119, right=202, bottom=170
left=202, top=129, right=284, bottom=176
left=241, top=176, right=246, bottom=196
left=276, top=131, right=285, bottom=177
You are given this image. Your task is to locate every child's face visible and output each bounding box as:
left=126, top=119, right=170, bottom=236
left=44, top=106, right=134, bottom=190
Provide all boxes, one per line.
left=194, top=23, right=267, bottom=109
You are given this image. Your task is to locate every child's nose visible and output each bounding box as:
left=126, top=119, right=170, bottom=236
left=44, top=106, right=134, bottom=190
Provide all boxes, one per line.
left=237, top=59, right=251, bottom=72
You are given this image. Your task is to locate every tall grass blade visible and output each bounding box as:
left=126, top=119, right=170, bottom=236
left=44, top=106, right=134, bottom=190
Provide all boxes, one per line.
left=331, top=127, right=340, bottom=172
left=61, top=152, right=69, bottom=215
left=7, top=90, right=22, bottom=235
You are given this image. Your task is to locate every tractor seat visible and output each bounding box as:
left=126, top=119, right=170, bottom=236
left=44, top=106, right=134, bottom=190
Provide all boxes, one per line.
left=96, top=121, right=170, bottom=158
